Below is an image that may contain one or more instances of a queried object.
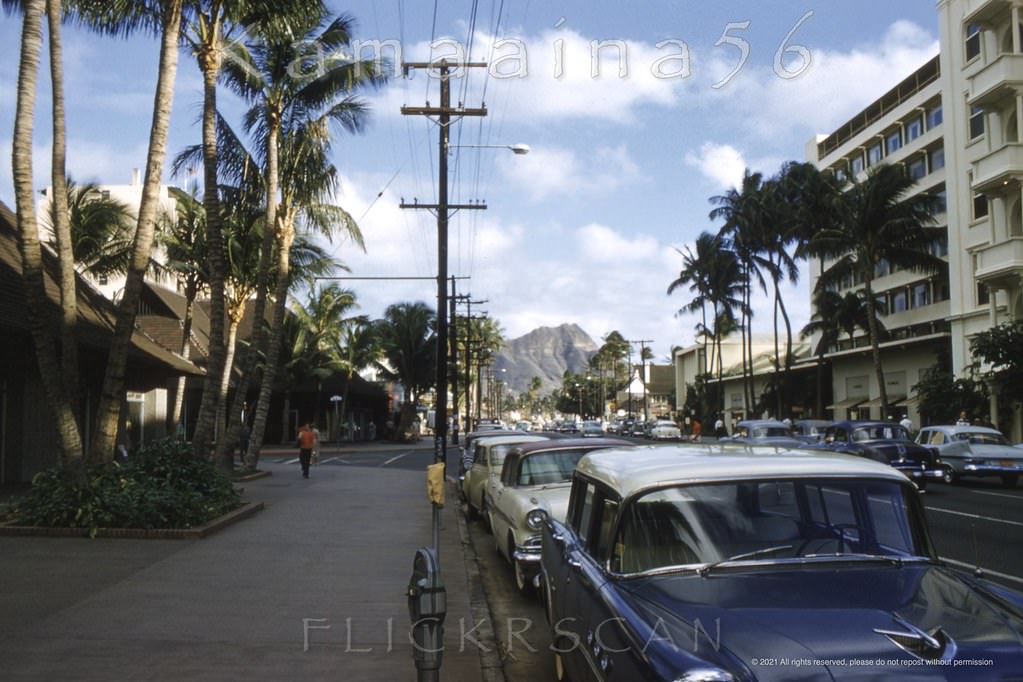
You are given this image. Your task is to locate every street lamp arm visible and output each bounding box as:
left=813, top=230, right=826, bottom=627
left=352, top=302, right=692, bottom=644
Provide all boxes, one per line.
left=447, top=143, right=530, bottom=155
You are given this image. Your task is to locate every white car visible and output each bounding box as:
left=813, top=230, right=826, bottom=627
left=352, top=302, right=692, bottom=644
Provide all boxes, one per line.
left=916, top=424, right=1023, bottom=487
left=648, top=419, right=682, bottom=440
left=487, top=437, right=631, bottom=594
left=462, top=434, right=548, bottom=523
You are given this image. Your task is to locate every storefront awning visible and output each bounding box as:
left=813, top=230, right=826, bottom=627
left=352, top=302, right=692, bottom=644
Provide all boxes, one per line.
left=826, top=396, right=867, bottom=410
left=859, top=394, right=907, bottom=409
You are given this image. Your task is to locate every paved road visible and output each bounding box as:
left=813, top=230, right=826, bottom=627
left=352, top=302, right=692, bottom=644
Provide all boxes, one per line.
left=922, top=478, right=1023, bottom=589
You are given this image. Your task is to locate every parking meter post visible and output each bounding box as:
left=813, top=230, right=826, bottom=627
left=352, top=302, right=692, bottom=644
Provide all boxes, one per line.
left=407, top=548, right=447, bottom=681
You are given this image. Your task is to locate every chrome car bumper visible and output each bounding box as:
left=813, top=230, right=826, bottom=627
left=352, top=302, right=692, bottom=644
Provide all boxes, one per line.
left=962, top=461, right=1023, bottom=475
left=512, top=535, right=543, bottom=563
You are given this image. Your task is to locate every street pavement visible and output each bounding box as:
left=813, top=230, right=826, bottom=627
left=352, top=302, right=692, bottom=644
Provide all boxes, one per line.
left=0, top=439, right=505, bottom=681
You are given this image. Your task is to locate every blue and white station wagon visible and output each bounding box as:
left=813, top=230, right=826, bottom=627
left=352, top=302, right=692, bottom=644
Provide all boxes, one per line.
left=540, top=445, right=1023, bottom=681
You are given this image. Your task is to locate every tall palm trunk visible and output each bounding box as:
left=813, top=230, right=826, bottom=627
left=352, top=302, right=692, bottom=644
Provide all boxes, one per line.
left=214, top=314, right=242, bottom=455
left=169, top=288, right=195, bottom=428
left=13, top=0, right=84, bottom=476
left=191, top=18, right=229, bottom=461
left=863, top=275, right=889, bottom=418
left=239, top=120, right=281, bottom=470
left=247, top=219, right=294, bottom=462
left=90, top=0, right=183, bottom=464
left=47, top=0, right=79, bottom=415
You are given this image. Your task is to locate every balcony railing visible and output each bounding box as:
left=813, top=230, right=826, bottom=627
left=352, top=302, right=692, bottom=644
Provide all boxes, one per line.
left=972, top=143, right=1023, bottom=191
left=968, top=52, right=1023, bottom=107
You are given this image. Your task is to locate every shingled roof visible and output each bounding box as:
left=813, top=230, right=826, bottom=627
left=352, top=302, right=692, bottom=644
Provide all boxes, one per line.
left=0, top=200, right=203, bottom=377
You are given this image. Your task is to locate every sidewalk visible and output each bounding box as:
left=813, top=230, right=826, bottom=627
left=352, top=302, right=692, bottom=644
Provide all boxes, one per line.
left=0, top=440, right=503, bottom=681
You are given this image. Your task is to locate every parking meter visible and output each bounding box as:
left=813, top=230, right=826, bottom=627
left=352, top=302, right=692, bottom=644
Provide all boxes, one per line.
left=407, top=547, right=446, bottom=680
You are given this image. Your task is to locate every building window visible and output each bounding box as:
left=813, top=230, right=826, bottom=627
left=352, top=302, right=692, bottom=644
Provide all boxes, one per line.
left=966, top=23, right=982, bottom=62
left=928, top=146, right=945, bottom=172
left=907, top=157, right=927, bottom=180
left=973, top=191, right=989, bottom=220
left=934, top=276, right=950, bottom=303
left=98, top=274, right=108, bottom=286
left=931, top=235, right=948, bottom=257
left=886, top=130, right=902, bottom=155
left=892, top=289, right=908, bottom=313
left=977, top=282, right=990, bottom=306
left=926, top=104, right=943, bottom=130
left=874, top=258, right=890, bottom=278
left=835, top=167, right=847, bottom=184
left=911, top=282, right=931, bottom=309
left=969, top=105, right=985, bottom=140
left=875, top=293, right=889, bottom=316
left=867, top=142, right=883, bottom=166
left=906, top=116, right=923, bottom=142
left=851, top=154, right=864, bottom=176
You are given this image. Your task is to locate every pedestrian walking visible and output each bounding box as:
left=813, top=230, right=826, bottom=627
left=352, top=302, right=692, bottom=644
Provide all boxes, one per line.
left=899, top=414, right=913, bottom=433
left=297, top=421, right=316, bottom=478
left=238, top=421, right=250, bottom=467
left=956, top=410, right=970, bottom=426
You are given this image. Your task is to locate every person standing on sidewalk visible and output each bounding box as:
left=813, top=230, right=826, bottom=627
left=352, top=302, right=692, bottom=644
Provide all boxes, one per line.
left=297, top=421, right=316, bottom=478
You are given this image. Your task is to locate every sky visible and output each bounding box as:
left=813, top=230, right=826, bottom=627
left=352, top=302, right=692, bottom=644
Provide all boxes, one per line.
left=0, top=2, right=942, bottom=362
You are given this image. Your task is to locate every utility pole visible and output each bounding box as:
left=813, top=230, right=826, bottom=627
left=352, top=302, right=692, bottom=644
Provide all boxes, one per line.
left=629, top=339, right=654, bottom=422
left=400, top=59, right=486, bottom=477
left=455, top=298, right=486, bottom=434
left=449, top=278, right=458, bottom=446
left=401, top=59, right=486, bottom=682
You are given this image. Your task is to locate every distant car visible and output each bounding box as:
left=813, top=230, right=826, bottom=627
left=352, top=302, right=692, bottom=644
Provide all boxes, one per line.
left=629, top=420, right=647, bottom=437
left=791, top=418, right=832, bottom=444
left=514, top=420, right=532, bottom=432
left=723, top=419, right=804, bottom=448
left=809, top=420, right=944, bottom=490
left=540, top=445, right=1023, bottom=681
left=557, top=420, right=580, bottom=434
left=462, top=433, right=548, bottom=523
left=606, top=418, right=625, bottom=435
left=580, top=420, right=604, bottom=437
left=487, top=437, right=631, bottom=593
left=648, top=419, right=682, bottom=440
left=916, top=424, right=1023, bottom=487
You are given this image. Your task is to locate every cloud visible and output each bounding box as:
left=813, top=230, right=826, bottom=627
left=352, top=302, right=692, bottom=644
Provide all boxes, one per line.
left=684, top=142, right=746, bottom=190
left=697, top=20, right=940, bottom=142
left=499, top=143, right=642, bottom=202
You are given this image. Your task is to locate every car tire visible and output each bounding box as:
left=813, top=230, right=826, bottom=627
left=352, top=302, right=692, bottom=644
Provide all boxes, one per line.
left=942, top=468, right=958, bottom=485
left=1002, top=474, right=1019, bottom=488
left=480, top=501, right=492, bottom=534
left=514, top=557, right=534, bottom=596
left=917, top=478, right=927, bottom=492
left=465, top=499, right=478, bottom=520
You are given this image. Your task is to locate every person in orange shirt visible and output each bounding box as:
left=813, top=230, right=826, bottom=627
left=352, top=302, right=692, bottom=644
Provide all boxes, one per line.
left=297, top=421, right=317, bottom=478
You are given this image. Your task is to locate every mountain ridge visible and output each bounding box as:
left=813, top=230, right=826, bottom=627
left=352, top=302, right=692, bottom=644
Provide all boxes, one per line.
left=493, top=323, right=598, bottom=394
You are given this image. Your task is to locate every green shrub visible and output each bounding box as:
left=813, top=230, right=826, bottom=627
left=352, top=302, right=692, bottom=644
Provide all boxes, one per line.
left=15, top=438, right=241, bottom=533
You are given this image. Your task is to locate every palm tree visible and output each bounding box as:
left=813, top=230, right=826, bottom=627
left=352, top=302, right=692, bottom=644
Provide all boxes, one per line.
left=710, top=170, right=768, bottom=413
left=159, top=185, right=209, bottom=429
left=332, top=315, right=379, bottom=439
left=809, top=163, right=944, bottom=416
left=184, top=0, right=324, bottom=461
left=373, top=302, right=437, bottom=440
left=10, top=0, right=87, bottom=476
left=218, top=10, right=386, bottom=463
left=668, top=231, right=722, bottom=379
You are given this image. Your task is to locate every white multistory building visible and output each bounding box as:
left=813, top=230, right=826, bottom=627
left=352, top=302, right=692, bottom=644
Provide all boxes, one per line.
left=806, top=55, right=950, bottom=427
left=938, top=0, right=1023, bottom=439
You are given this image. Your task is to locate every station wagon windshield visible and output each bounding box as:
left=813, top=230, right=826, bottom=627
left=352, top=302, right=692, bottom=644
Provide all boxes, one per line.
left=611, top=478, right=930, bottom=575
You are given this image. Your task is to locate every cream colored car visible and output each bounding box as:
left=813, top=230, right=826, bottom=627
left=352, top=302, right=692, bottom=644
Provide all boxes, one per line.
left=462, top=434, right=548, bottom=524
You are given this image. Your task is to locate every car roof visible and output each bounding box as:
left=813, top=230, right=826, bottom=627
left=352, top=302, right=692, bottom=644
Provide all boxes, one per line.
left=475, top=434, right=548, bottom=447
left=828, top=420, right=902, bottom=429
left=509, top=437, right=632, bottom=456
left=920, top=424, right=1003, bottom=435
left=576, top=444, right=908, bottom=499
left=738, top=419, right=790, bottom=428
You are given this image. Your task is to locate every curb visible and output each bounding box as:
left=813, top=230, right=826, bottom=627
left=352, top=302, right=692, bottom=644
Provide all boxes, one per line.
left=0, top=500, right=265, bottom=540
left=452, top=482, right=508, bottom=682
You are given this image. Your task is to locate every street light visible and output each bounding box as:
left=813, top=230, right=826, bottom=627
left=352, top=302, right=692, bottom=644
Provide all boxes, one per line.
left=448, top=143, right=530, bottom=155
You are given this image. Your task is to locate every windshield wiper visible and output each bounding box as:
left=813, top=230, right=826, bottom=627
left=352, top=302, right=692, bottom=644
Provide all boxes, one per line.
left=800, top=552, right=910, bottom=567
left=697, top=545, right=794, bottom=577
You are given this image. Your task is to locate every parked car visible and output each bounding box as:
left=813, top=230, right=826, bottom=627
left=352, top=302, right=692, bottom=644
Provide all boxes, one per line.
left=629, top=420, right=647, bottom=437
left=808, top=420, right=944, bottom=490
left=648, top=419, right=682, bottom=440
left=789, top=418, right=831, bottom=444
left=540, top=445, right=1023, bottom=681
left=487, top=437, right=631, bottom=594
left=462, top=433, right=548, bottom=522
left=580, top=420, right=604, bottom=437
left=458, top=429, right=529, bottom=483
left=606, top=418, right=626, bottom=435
left=916, top=424, right=1023, bottom=487
left=722, top=419, right=804, bottom=448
